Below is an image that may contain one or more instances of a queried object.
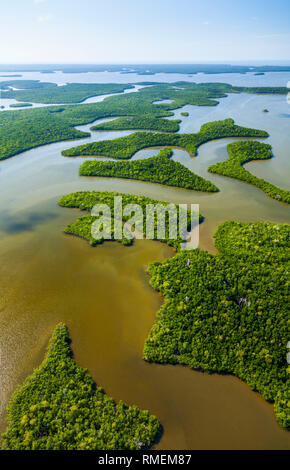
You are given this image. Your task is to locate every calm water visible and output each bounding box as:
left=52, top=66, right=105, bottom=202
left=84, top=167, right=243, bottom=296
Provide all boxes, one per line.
left=1, top=69, right=290, bottom=86
left=0, top=74, right=289, bottom=449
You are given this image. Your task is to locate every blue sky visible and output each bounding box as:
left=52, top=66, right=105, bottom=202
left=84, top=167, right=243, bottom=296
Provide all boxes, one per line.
left=1, top=0, right=290, bottom=63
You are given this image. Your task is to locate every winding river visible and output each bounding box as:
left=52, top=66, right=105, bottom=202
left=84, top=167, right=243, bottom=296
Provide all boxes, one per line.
left=0, top=72, right=289, bottom=449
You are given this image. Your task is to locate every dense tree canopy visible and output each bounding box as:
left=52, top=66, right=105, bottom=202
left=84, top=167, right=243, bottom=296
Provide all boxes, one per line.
left=1, top=324, right=161, bottom=450
left=63, top=119, right=268, bottom=159
left=91, top=116, right=181, bottom=133
left=143, top=221, right=290, bottom=429
left=79, top=148, right=218, bottom=192
left=0, top=81, right=134, bottom=104
left=0, top=80, right=279, bottom=161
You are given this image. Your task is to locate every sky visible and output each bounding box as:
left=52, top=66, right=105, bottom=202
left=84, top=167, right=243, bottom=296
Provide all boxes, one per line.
left=1, top=0, right=290, bottom=64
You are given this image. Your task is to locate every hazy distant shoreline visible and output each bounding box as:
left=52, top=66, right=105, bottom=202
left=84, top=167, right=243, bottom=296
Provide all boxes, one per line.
left=1, top=63, right=290, bottom=75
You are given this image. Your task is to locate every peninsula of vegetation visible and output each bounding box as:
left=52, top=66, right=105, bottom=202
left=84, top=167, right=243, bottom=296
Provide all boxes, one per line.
left=0, top=80, right=134, bottom=104
left=1, top=324, right=161, bottom=450
left=79, top=148, right=218, bottom=192
left=143, top=221, right=290, bottom=429
left=0, top=81, right=284, bottom=161
left=208, top=141, right=290, bottom=204
left=63, top=119, right=268, bottom=159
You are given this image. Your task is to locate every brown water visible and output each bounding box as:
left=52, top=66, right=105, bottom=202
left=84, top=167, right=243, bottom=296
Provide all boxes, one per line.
left=0, top=88, right=289, bottom=449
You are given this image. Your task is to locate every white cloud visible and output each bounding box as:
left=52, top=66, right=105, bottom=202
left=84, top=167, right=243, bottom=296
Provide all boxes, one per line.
left=37, top=14, right=52, bottom=23
left=203, top=21, right=210, bottom=25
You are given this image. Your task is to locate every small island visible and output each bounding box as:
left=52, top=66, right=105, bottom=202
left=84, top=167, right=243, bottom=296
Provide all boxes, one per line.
left=58, top=190, right=202, bottom=251
left=79, top=148, right=218, bottom=192
left=9, top=103, right=33, bottom=108
left=181, top=112, right=189, bottom=117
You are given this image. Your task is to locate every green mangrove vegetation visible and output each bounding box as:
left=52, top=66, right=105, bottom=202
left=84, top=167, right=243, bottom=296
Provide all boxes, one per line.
left=134, top=82, right=288, bottom=108
left=181, top=112, right=189, bottom=117
left=208, top=141, right=290, bottom=204
left=63, top=119, right=268, bottom=159
left=0, top=106, right=90, bottom=160
left=0, top=80, right=50, bottom=90
left=1, top=324, right=161, bottom=450
left=0, top=80, right=284, bottom=161
left=0, top=80, right=134, bottom=104
left=79, top=148, right=218, bottom=192
left=138, top=82, right=233, bottom=107
left=143, top=221, right=290, bottom=429
left=58, top=190, right=201, bottom=251
left=9, top=103, right=33, bottom=108
left=91, top=116, right=181, bottom=133
left=236, top=86, right=288, bottom=95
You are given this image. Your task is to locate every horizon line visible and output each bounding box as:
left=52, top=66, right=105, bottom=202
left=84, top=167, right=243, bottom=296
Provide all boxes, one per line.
left=1, top=61, right=290, bottom=66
